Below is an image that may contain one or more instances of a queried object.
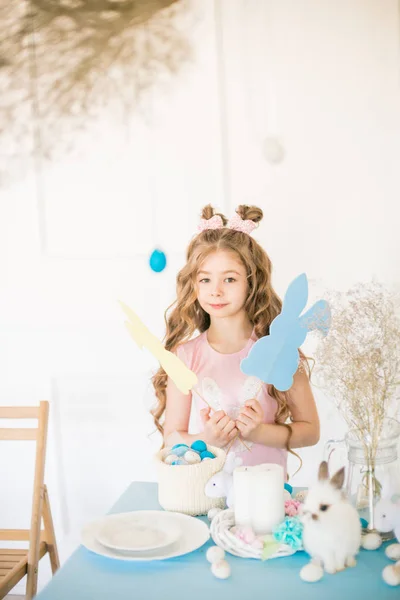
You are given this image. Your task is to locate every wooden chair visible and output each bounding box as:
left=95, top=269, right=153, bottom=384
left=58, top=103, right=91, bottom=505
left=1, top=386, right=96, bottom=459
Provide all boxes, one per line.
left=0, top=401, right=59, bottom=599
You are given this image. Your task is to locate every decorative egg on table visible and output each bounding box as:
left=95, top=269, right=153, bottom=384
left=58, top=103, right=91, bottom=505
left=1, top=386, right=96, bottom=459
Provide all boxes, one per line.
left=361, top=532, right=382, bottom=550
left=382, top=561, right=400, bottom=586
left=211, top=560, right=231, bottom=580
left=206, top=546, right=225, bottom=564
left=300, top=562, right=324, bottom=583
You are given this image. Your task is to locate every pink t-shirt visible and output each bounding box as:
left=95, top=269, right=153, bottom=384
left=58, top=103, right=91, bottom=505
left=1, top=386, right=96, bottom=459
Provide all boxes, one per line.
left=176, top=329, right=287, bottom=476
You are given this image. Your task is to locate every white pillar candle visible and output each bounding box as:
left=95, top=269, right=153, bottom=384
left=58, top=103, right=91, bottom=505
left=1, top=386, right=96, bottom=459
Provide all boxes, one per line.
left=233, top=463, right=285, bottom=534
left=250, top=464, right=284, bottom=534
left=233, top=467, right=253, bottom=527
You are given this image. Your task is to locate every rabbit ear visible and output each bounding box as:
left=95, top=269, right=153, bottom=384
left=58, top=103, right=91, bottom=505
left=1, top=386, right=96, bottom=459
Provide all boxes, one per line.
left=239, top=376, right=261, bottom=404
left=224, top=452, right=241, bottom=474
left=330, top=467, right=345, bottom=490
left=201, top=377, right=222, bottom=411
left=318, top=461, right=329, bottom=481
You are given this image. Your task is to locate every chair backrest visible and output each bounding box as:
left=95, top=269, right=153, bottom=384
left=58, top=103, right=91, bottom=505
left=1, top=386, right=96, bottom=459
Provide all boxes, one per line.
left=0, top=404, right=47, bottom=439
left=0, top=401, right=57, bottom=599
left=0, top=401, right=49, bottom=542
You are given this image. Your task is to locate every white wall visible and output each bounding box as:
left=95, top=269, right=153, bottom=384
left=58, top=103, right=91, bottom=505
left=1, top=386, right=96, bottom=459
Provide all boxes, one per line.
left=1, top=0, right=399, bottom=592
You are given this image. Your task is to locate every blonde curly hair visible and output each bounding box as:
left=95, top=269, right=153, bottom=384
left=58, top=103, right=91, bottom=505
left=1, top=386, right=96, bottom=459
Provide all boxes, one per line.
left=152, top=204, right=309, bottom=464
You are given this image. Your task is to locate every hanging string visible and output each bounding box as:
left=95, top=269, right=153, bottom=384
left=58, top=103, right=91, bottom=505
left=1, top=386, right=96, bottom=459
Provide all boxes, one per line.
left=213, top=0, right=230, bottom=215
left=26, top=1, right=47, bottom=255
left=144, top=22, right=167, bottom=273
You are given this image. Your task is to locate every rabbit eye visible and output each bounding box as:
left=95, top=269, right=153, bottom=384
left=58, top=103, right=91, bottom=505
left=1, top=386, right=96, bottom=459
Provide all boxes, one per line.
left=320, top=504, right=329, bottom=512
left=213, top=483, right=216, bottom=487
left=382, top=514, right=386, bottom=518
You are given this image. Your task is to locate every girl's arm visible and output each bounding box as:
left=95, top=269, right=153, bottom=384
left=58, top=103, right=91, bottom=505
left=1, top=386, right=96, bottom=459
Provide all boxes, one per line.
left=163, top=376, right=198, bottom=446
left=238, top=369, right=320, bottom=449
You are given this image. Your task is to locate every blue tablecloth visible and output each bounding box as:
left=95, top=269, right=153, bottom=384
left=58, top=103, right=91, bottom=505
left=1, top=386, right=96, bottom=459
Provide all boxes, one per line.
left=36, top=482, right=399, bottom=600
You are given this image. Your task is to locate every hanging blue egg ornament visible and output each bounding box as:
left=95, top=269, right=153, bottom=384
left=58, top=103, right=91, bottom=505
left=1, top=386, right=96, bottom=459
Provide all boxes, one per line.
left=149, top=249, right=167, bottom=273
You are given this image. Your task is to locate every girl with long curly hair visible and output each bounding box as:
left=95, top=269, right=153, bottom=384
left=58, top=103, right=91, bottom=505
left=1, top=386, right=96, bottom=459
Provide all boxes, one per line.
left=152, top=204, right=320, bottom=478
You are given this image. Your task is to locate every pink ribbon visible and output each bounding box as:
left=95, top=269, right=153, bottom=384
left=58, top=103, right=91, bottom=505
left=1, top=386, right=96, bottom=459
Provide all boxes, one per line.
left=197, top=212, right=258, bottom=235
left=197, top=215, right=224, bottom=232
left=227, top=213, right=258, bottom=235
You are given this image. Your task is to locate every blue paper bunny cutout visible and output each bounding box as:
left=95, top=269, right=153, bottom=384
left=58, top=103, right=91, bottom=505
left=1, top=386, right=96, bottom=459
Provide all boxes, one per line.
left=240, top=273, right=331, bottom=391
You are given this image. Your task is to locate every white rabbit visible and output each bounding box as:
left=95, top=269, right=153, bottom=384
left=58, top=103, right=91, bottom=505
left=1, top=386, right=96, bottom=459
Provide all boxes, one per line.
left=204, top=453, right=243, bottom=508
left=301, top=461, right=361, bottom=574
left=374, top=498, right=400, bottom=541
left=374, top=498, right=400, bottom=561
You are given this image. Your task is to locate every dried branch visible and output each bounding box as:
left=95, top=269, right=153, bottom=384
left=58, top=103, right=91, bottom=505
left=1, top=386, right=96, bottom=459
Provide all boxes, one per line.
left=0, top=0, right=191, bottom=186
left=314, top=281, right=400, bottom=461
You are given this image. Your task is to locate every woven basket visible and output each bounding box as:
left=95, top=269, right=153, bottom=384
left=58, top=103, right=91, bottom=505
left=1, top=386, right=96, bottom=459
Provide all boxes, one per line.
left=155, top=445, right=226, bottom=516
left=210, top=509, right=301, bottom=559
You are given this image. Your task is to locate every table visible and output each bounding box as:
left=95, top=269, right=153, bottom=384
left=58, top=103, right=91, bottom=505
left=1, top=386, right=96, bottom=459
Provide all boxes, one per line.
left=36, top=482, right=399, bottom=600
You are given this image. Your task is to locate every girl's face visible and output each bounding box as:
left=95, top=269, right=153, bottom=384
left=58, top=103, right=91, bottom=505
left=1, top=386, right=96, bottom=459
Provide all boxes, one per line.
left=196, top=250, right=249, bottom=319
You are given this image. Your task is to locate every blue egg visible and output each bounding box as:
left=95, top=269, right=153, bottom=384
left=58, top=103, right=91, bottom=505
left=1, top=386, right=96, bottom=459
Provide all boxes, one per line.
left=172, top=444, right=188, bottom=450
left=360, top=518, right=368, bottom=528
left=284, top=483, right=293, bottom=495
left=200, top=451, right=215, bottom=460
left=191, top=440, right=207, bottom=453
left=149, top=249, right=167, bottom=273
left=174, top=446, right=189, bottom=457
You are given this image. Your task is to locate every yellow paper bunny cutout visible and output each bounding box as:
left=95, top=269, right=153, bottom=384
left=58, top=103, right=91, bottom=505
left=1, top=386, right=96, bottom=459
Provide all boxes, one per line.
left=119, top=301, right=198, bottom=395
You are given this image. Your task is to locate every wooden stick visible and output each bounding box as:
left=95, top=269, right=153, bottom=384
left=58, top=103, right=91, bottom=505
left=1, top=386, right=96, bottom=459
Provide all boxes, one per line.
left=224, top=435, right=237, bottom=456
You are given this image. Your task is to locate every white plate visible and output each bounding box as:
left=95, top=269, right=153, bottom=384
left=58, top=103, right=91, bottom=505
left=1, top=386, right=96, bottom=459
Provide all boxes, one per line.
left=81, top=510, right=210, bottom=561
left=96, top=511, right=181, bottom=553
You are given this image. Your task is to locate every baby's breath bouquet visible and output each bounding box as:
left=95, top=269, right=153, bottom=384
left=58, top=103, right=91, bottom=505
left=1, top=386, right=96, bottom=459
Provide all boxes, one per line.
left=314, top=282, right=400, bottom=530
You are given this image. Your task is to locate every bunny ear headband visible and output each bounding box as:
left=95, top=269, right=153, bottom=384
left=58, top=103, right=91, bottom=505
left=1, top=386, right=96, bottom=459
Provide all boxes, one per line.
left=197, top=212, right=258, bottom=235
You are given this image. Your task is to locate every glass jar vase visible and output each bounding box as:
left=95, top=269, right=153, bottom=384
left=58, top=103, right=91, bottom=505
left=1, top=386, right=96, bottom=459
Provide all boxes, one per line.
left=324, top=417, right=400, bottom=540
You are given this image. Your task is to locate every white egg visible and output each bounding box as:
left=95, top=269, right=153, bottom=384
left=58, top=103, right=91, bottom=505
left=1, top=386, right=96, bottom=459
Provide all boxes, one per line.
left=263, top=137, right=285, bottom=165
left=361, top=532, right=382, bottom=550
left=386, top=543, right=400, bottom=561
left=206, top=545, right=225, bottom=564
left=184, top=450, right=201, bottom=465
left=382, top=562, right=400, bottom=586
left=211, top=559, right=231, bottom=579
left=164, top=454, right=178, bottom=465
left=300, top=562, right=324, bottom=583
left=207, top=507, right=222, bottom=521
left=295, top=490, right=308, bottom=502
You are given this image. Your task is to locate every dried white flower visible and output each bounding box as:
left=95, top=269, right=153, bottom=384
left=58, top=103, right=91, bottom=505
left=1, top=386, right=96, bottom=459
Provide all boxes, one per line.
left=314, top=281, right=400, bottom=461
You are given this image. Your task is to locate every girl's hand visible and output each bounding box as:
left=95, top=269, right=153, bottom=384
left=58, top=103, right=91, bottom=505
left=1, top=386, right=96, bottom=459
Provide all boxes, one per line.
left=236, top=399, right=264, bottom=441
left=200, top=408, right=238, bottom=447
